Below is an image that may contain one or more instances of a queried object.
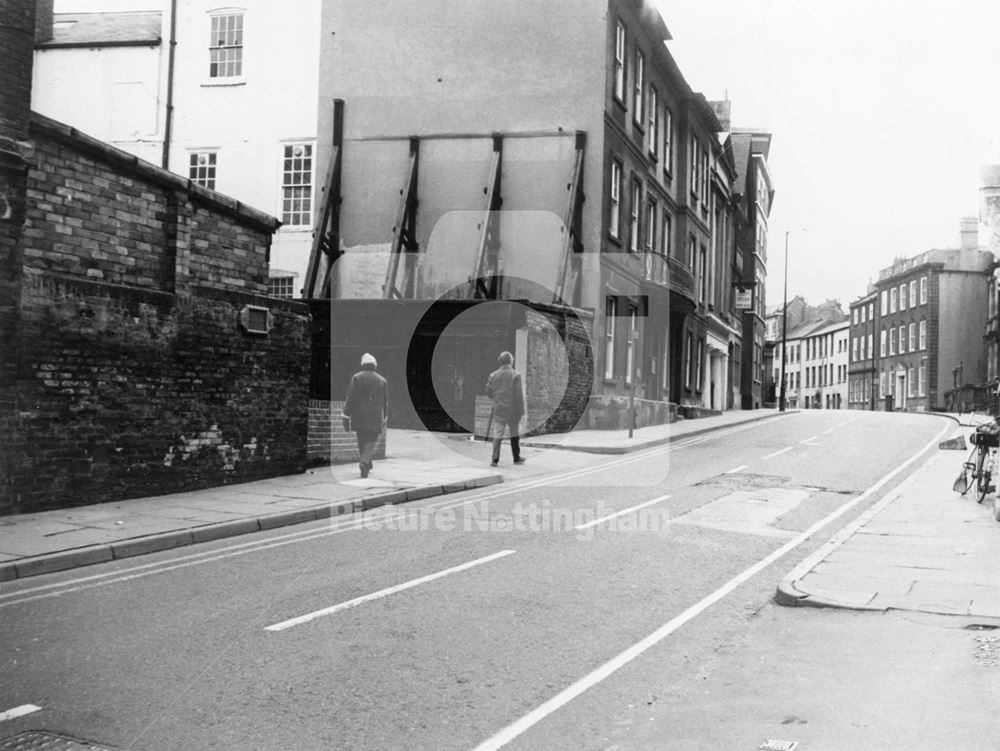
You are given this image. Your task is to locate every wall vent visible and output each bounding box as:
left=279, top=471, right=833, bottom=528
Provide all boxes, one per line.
left=239, top=305, right=272, bottom=335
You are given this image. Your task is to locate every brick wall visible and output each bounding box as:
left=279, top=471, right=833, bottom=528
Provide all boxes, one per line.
left=308, top=399, right=386, bottom=464
left=0, top=272, right=310, bottom=512
left=523, top=306, right=594, bottom=434
left=0, top=110, right=307, bottom=513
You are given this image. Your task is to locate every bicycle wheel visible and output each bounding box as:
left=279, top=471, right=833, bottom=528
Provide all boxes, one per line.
left=977, top=468, right=991, bottom=503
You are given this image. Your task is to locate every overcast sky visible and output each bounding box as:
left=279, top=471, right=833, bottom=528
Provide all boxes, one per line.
left=55, top=0, right=1000, bottom=308
left=659, top=0, right=1000, bottom=307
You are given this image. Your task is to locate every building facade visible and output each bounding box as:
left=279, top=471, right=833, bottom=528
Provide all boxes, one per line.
left=32, top=1, right=321, bottom=298
left=772, top=316, right=849, bottom=411
left=871, top=246, right=992, bottom=412
left=307, top=0, right=770, bottom=431
left=847, top=290, right=878, bottom=410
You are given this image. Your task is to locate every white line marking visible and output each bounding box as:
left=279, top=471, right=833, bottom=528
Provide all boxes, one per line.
left=471, top=422, right=951, bottom=751
left=573, top=495, right=671, bottom=530
left=725, top=465, right=748, bottom=474
left=800, top=436, right=819, bottom=444
left=0, top=704, right=41, bottom=722
left=265, top=550, right=516, bottom=632
left=822, top=427, right=837, bottom=435
left=762, top=446, right=793, bottom=460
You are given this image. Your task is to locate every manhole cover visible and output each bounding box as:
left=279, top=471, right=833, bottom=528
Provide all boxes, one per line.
left=0, top=732, right=119, bottom=751
left=699, top=473, right=790, bottom=489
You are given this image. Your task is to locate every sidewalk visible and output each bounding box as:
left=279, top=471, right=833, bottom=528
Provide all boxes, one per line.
left=776, top=415, right=1000, bottom=620
left=0, top=408, right=792, bottom=582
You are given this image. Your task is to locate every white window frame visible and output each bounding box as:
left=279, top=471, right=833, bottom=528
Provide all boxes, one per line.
left=919, top=320, right=926, bottom=349
left=898, top=325, right=905, bottom=353
left=188, top=150, right=217, bottom=189
left=898, top=284, right=906, bottom=311
left=208, top=9, right=245, bottom=81
left=629, top=178, right=641, bottom=252
left=281, top=142, right=314, bottom=226
left=663, top=108, right=673, bottom=174
left=614, top=22, right=626, bottom=103
left=648, top=86, right=659, bottom=158
left=920, top=276, right=928, bottom=304
left=609, top=159, right=622, bottom=239
left=881, top=291, right=888, bottom=316
left=908, top=322, right=916, bottom=351
left=919, top=363, right=926, bottom=396
left=909, top=280, right=917, bottom=307
left=646, top=197, right=657, bottom=252
left=890, top=288, right=897, bottom=313
left=633, top=48, right=645, bottom=125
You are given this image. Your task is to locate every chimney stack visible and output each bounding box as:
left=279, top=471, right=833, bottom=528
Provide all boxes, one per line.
left=960, top=216, right=979, bottom=250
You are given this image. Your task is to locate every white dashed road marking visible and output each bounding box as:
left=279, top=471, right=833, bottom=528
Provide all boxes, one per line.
left=762, top=446, right=793, bottom=460
left=573, top=495, right=671, bottom=530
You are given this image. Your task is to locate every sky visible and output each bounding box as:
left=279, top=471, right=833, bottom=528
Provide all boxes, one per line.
left=658, top=0, right=1000, bottom=307
left=54, top=0, right=1000, bottom=308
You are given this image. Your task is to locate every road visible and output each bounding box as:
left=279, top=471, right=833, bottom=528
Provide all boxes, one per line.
left=2, top=410, right=983, bottom=750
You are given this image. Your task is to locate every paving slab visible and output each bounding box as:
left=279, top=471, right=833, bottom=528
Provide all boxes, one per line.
left=777, top=425, right=1000, bottom=620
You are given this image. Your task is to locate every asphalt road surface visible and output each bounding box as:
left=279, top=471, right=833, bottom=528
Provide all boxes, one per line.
left=3, top=411, right=976, bottom=750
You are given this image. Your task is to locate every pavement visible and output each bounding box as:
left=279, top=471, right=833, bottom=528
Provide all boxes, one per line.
left=4, top=406, right=999, bottom=625
left=776, top=411, right=1000, bottom=621
left=0, top=408, right=790, bottom=583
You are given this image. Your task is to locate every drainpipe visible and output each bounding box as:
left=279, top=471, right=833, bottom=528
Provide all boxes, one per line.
left=161, top=0, right=177, bottom=170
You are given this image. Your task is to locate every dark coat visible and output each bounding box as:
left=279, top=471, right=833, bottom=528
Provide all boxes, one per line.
left=486, top=364, right=524, bottom=421
left=344, top=366, right=388, bottom=434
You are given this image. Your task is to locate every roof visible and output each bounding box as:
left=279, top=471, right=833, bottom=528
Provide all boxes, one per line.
left=38, top=12, right=161, bottom=48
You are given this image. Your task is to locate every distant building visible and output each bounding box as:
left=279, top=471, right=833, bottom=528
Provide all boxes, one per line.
left=847, top=289, right=878, bottom=410
left=869, top=237, right=992, bottom=412
left=771, top=315, right=849, bottom=410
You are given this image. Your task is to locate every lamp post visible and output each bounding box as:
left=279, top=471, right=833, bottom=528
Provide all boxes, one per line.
left=779, top=228, right=808, bottom=412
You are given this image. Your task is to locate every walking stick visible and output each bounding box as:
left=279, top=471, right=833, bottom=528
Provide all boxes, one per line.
left=483, top=405, right=495, bottom=443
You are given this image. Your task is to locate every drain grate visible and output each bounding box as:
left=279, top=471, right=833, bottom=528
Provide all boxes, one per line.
left=0, top=732, right=119, bottom=751
left=973, top=634, right=1000, bottom=667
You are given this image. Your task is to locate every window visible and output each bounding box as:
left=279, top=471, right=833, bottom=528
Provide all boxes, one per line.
left=188, top=151, right=217, bottom=189
left=889, top=329, right=896, bottom=355
left=861, top=306, right=866, bottom=323
left=898, top=325, right=905, bottom=353
left=898, top=284, right=906, bottom=311
left=267, top=274, right=295, bottom=299
left=696, top=338, right=704, bottom=389
left=604, top=297, right=616, bottom=379
left=890, top=288, right=897, bottom=313
left=920, top=276, right=928, bottom=304
left=609, top=159, right=622, bottom=239
left=281, top=143, right=313, bottom=226
left=852, top=337, right=859, bottom=362
left=698, top=245, right=707, bottom=304
left=908, top=367, right=915, bottom=397
left=648, top=86, right=659, bottom=158
left=689, top=135, right=698, bottom=199
left=919, top=320, right=926, bottom=349
left=881, top=291, right=888, bottom=316
left=687, top=236, right=696, bottom=268
left=629, top=178, right=641, bottom=251
left=662, top=212, right=672, bottom=256
left=614, top=22, right=626, bottom=103
left=908, top=322, right=916, bottom=351
left=685, top=332, right=693, bottom=388
left=909, top=280, right=916, bottom=307
left=868, top=302, right=874, bottom=320
left=633, top=49, right=645, bottom=125
left=663, top=108, right=673, bottom=174
left=919, top=363, right=926, bottom=396
left=209, top=12, right=244, bottom=79
left=880, top=330, right=887, bottom=357
left=867, top=334, right=873, bottom=360
left=853, top=309, right=859, bottom=325
left=646, top=198, right=657, bottom=252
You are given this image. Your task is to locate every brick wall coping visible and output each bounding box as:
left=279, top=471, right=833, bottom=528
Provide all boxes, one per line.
left=25, top=269, right=312, bottom=315
left=29, top=111, right=282, bottom=234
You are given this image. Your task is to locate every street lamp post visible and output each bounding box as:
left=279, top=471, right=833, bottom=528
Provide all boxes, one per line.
left=779, top=231, right=791, bottom=412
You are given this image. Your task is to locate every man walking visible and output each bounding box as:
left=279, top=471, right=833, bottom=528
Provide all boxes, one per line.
left=486, top=350, right=525, bottom=467
left=343, top=352, right=388, bottom=478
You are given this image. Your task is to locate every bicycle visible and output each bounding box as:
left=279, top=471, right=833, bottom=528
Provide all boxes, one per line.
left=957, top=421, right=999, bottom=505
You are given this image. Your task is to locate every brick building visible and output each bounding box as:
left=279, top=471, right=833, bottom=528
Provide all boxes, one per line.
left=1, top=0, right=313, bottom=513
left=870, top=242, right=992, bottom=412
left=305, top=0, right=772, bottom=433
left=847, top=289, right=878, bottom=410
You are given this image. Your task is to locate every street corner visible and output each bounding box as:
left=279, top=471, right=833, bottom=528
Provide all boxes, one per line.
left=774, top=576, right=880, bottom=611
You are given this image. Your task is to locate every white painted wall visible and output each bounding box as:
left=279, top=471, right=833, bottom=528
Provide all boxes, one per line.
left=168, top=0, right=321, bottom=293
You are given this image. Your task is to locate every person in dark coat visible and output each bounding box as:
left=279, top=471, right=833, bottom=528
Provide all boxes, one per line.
left=486, top=350, right=525, bottom=467
left=343, top=352, right=388, bottom=478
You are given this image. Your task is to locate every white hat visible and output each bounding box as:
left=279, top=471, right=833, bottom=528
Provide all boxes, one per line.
left=361, top=352, right=377, bottom=367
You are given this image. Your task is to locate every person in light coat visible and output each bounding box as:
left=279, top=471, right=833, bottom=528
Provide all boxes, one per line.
left=486, top=351, right=525, bottom=467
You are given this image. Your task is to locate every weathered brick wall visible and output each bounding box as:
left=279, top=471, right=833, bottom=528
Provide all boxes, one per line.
left=307, top=399, right=386, bottom=465
left=524, top=306, right=594, bottom=434
left=1, top=272, right=310, bottom=512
